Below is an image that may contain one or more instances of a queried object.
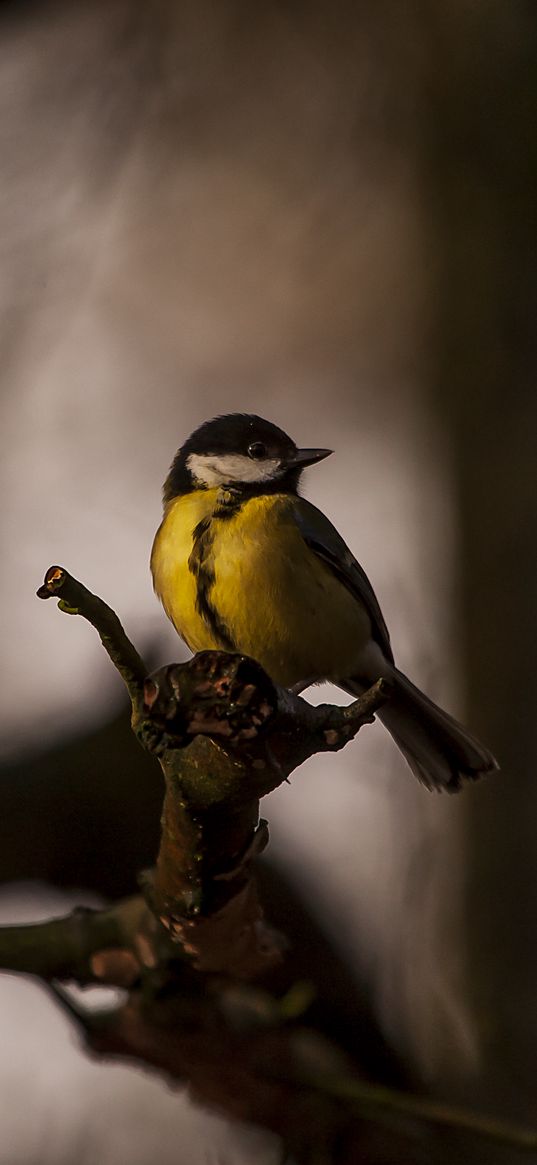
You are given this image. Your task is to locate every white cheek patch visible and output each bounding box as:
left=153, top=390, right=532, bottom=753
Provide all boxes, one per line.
left=187, top=452, right=282, bottom=487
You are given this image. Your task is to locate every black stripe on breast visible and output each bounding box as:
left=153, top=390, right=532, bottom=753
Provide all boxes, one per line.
left=188, top=515, right=236, bottom=651
left=213, top=488, right=244, bottom=520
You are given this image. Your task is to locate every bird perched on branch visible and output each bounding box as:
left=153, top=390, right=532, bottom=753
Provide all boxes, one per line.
left=151, top=413, right=497, bottom=791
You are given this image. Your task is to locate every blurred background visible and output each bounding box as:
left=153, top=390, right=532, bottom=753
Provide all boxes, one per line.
left=1, top=1, right=535, bottom=1162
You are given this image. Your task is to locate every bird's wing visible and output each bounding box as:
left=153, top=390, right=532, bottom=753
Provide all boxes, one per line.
left=292, top=498, right=394, bottom=664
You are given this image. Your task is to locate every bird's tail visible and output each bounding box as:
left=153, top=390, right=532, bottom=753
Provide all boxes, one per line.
left=348, top=666, right=498, bottom=791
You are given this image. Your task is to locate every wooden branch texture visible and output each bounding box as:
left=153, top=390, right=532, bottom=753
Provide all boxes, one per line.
left=37, top=567, right=388, bottom=980
left=0, top=564, right=524, bottom=1161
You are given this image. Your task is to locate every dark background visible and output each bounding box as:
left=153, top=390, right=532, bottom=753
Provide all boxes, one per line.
left=1, top=2, right=535, bottom=1162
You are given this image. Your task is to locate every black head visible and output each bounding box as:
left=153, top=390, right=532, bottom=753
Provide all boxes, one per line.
left=163, top=414, right=332, bottom=501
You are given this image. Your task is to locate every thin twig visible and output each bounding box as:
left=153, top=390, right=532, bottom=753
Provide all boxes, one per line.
left=37, top=565, right=147, bottom=710
left=31, top=566, right=537, bottom=1158
left=0, top=896, right=151, bottom=985
left=1, top=899, right=536, bottom=1157
left=300, top=1071, right=537, bottom=1153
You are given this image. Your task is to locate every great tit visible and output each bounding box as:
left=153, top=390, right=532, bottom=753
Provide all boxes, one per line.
left=151, top=413, right=497, bottom=790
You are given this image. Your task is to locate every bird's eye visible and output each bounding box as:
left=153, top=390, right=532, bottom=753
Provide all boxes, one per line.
left=247, top=442, right=267, bottom=460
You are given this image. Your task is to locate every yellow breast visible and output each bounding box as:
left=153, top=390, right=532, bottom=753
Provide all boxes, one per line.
left=151, top=488, right=222, bottom=654
left=151, top=489, right=371, bottom=687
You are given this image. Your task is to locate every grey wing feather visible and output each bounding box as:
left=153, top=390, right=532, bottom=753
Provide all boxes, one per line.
left=292, top=498, right=394, bottom=664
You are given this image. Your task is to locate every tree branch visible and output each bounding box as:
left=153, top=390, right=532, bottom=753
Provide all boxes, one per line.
left=304, top=1072, right=537, bottom=1154
left=140, top=655, right=389, bottom=977
left=37, top=566, right=147, bottom=712
left=0, top=902, right=536, bottom=1157
left=20, top=564, right=534, bottom=1161
left=0, top=896, right=154, bottom=986
left=35, top=566, right=389, bottom=979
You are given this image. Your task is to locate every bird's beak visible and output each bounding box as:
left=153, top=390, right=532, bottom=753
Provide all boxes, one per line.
left=289, top=447, right=333, bottom=469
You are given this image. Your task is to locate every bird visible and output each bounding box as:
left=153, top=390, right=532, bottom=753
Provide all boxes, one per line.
left=151, top=413, right=498, bottom=791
